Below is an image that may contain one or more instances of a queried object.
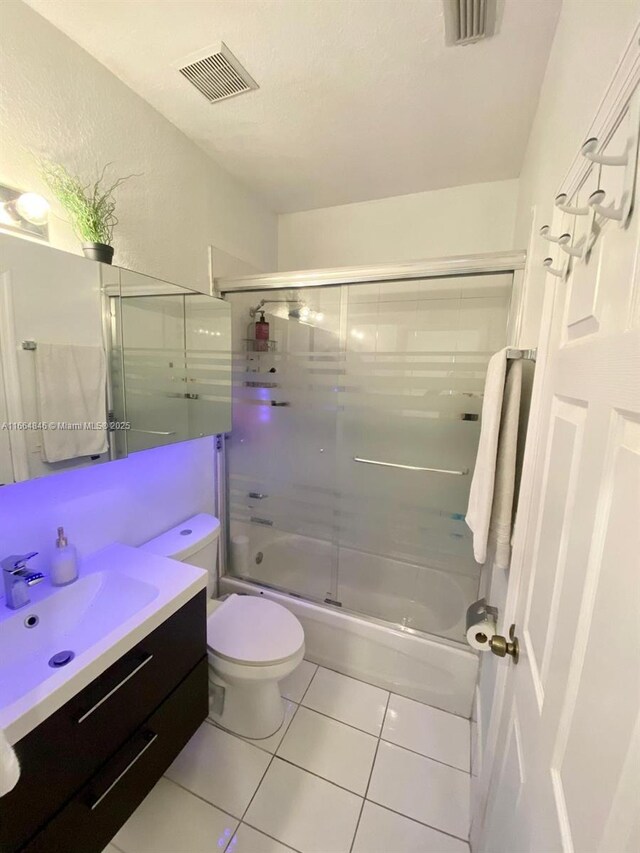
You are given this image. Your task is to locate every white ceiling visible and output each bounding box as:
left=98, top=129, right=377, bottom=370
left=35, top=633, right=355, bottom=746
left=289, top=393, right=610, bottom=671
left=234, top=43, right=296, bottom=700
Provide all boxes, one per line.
left=24, top=0, right=561, bottom=213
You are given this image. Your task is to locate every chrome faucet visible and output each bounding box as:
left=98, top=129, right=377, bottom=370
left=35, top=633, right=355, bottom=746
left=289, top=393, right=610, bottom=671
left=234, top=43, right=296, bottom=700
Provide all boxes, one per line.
left=2, top=552, right=44, bottom=610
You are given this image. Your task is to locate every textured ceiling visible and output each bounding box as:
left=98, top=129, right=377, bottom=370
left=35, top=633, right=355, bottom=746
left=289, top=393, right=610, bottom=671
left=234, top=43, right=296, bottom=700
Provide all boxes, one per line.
left=24, top=0, right=561, bottom=213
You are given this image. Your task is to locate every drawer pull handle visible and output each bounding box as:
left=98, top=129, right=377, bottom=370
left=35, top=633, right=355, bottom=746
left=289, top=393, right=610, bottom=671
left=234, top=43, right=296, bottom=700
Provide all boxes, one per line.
left=77, top=653, right=154, bottom=723
left=89, top=731, right=158, bottom=810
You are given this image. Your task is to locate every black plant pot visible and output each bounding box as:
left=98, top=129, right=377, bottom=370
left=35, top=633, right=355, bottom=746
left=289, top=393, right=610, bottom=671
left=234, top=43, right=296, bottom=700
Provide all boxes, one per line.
left=82, top=242, right=114, bottom=264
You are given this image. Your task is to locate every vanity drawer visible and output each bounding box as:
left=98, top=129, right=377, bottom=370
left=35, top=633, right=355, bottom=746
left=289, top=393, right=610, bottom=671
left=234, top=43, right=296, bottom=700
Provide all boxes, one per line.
left=0, top=590, right=206, bottom=852
left=23, top=657, right=209, bottom=853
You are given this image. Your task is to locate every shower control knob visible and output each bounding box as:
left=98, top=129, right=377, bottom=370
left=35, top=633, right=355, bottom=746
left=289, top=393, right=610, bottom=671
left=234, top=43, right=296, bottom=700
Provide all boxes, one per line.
left=489, top=624, right=519, bottom=664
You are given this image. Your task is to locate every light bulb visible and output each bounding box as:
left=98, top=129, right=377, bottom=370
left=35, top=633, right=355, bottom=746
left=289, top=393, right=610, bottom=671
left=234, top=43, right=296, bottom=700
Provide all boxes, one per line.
left=299, top=306, right=310, bottom=319
left=15, top=192, right=49, bottom=226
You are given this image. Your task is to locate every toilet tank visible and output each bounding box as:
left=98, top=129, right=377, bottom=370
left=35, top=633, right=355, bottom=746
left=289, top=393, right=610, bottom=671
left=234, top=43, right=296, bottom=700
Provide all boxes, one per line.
left=139, top=513, right=221, bottom=599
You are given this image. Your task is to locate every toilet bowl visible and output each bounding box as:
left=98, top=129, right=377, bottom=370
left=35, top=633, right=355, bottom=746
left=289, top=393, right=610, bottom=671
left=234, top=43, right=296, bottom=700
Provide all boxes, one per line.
left=140, top=515, right=305, bottom=740
left=207, top=594, right=305, bottom=738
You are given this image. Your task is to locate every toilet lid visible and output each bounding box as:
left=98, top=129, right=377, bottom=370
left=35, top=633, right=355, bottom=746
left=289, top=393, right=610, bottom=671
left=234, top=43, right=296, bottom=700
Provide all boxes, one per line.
left=207, top=595, right=304, bottom=665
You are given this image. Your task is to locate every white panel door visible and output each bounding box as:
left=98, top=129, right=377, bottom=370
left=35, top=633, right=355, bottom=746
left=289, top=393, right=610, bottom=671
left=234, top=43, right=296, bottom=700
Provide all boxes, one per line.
left=481, top=97, right=640, bottom=853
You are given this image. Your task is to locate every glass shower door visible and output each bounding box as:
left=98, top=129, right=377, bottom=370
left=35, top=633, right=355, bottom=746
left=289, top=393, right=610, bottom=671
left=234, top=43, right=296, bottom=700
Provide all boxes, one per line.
left=226, top=286, right=342, bottom=603
left=225, top=272, right=513, bottom=643
left=335, top=274, right=512, bottom=641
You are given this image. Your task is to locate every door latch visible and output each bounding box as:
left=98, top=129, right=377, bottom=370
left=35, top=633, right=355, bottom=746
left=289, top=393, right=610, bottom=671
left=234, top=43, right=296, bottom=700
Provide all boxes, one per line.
left=489, top=623, right=519, bottom=663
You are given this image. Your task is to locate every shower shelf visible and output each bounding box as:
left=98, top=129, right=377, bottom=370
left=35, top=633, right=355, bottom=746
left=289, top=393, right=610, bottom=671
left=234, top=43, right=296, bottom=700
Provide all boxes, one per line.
left=243, top=338, right=278, bottom=388
left=243, top=338, right=277, bottom=352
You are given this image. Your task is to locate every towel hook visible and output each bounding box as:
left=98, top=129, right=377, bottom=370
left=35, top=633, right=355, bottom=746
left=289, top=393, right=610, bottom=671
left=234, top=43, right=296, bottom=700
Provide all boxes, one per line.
left=542, top=257, right=566, bottom=279
left=554, top=193, right=589, bottom=216
left=580, top=96, right=640, bottom=229
left=559, top=208, right=598, bottom=257
left=588, top=189, right=627, bottom=222
left=580, top=137, right=628, bottom=167
left=539, top=225, right=571, bottom=245
left=558, top=234, right=584, bottom=257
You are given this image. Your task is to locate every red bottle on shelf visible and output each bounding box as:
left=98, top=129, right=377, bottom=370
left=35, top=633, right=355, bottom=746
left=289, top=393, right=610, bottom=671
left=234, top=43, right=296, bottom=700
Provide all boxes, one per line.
left=255, top=310, right=269, bottom=352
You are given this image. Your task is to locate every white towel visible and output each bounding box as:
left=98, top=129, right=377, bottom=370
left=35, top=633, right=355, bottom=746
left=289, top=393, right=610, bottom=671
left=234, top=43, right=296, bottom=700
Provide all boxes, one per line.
left=488, top=359, right=524, bottom=570
left=0, top=730, right=20, bottom=796
left=35, top=344, right=108, bottom=463
left=466, top=348, right=508, bottom=563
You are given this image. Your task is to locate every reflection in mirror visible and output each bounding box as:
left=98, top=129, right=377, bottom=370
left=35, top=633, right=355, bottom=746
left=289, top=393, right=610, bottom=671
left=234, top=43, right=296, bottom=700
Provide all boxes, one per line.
left=0, top=233, right=232, bottom=484
left=111, top=269, right=232, bottom=455
left=0, top=233, right=112, bottom=484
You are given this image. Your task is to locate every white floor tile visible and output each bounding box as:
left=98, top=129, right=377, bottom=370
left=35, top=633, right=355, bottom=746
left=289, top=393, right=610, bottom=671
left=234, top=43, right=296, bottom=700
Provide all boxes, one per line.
left=277, top=706, right=377, bottom=794
left=368, top=741, right=470, bottom=840
left=113, top=777, right=237, bottom=853
left=352, top=801, right=469, bottom=853
left=382, top=694, right=471, bottom=771
left=302, top=667, right=389, bottom=735
left=245, top=758, right=362, bottom=853
left=226, top=823, right=295, bottom=853
left=280, top=659, right=317, bottom=703
left=165, top=722, right=271, bottom=818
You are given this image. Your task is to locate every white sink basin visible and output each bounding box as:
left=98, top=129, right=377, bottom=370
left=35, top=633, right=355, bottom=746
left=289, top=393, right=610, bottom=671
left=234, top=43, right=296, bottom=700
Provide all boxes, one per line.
left=0, top=543, right=207, bottom=744
left=0, top=570, right=157, bottom=708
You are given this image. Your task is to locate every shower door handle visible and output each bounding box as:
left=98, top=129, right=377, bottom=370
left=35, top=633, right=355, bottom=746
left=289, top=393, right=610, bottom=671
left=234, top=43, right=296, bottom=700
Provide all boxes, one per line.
left=353, top=457, right=469, bottom=476
left=129, top=429, right=177, bottom=436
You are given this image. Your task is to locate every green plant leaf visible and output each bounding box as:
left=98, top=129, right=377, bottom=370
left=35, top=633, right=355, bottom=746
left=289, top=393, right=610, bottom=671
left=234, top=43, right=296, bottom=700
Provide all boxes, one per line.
left=39, top=160, right=138, bottom=245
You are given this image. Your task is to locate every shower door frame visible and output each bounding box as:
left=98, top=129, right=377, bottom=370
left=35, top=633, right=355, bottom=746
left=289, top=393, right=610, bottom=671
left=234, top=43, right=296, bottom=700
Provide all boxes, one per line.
left=216, top=249, right=527, bottom=637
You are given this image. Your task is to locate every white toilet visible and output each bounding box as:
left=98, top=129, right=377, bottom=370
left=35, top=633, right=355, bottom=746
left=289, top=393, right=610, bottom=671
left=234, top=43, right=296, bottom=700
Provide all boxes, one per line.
left=140, top=513, right=305, bottom=739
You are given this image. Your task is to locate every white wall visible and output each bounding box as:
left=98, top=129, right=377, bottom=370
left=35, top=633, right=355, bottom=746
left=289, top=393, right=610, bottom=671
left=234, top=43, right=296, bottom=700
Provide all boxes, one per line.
left=0, top=437, right=216, bottom=585
left=0, top=0, right=277, bottom=293
left=278, top=179, right=519, bottom=271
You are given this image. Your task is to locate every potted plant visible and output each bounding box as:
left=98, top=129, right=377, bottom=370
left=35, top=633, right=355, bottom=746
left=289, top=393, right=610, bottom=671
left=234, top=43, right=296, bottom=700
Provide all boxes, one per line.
left=40, top=161, right=135, bottom=264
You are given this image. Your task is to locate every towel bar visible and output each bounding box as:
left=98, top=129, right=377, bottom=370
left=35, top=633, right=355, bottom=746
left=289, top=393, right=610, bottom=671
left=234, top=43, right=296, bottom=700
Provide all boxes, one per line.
left=506, top=348, right=537, bottom=361
left=353, top=457, right=469, bottom=476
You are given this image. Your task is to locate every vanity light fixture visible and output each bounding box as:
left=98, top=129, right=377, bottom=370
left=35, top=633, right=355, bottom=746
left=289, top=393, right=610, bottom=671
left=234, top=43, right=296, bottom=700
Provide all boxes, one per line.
left=0, top=184, right=50, bottom=240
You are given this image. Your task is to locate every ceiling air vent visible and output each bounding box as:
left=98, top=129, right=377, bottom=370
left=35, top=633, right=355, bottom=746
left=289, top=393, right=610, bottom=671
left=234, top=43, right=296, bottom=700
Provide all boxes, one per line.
left=442, top=0, right=497, bottom=46
left=177, top=42, right=258, bottom=103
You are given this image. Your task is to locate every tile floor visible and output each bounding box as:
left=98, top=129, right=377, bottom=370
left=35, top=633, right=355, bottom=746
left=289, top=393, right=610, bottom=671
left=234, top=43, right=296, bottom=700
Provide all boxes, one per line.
left=107, top=661, right=471, bottom=853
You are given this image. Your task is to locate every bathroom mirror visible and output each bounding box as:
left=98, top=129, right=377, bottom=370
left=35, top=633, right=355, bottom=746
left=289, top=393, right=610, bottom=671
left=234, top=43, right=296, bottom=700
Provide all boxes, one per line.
left=111, top=267, right=232, bottom=455
left=0, top=233, right=231, bottom=484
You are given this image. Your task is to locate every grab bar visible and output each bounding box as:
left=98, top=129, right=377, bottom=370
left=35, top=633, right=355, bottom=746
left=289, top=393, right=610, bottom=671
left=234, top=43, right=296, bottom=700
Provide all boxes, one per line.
left=353, top=457, right=469, bottom=476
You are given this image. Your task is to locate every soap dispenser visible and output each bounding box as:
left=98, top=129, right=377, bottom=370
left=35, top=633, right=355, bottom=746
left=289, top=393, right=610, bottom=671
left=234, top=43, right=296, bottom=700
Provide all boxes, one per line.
left=51, top=526, right=78, bottom=586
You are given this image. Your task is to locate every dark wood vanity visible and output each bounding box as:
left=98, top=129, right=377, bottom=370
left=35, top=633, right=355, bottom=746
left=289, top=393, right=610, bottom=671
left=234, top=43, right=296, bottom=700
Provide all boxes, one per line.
left=0, top=591, right=207, bottom=853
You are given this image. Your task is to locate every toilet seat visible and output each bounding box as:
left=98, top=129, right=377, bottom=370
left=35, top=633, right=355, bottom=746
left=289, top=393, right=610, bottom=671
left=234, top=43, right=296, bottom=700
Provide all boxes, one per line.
left=207, top=594, right=304, bottom=666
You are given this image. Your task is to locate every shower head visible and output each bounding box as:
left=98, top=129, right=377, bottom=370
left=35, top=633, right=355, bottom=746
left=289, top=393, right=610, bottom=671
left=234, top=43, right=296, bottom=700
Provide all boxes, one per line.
left=249, top=299, right=266, bottom=318
left=249, top=296, right=306, bottom=318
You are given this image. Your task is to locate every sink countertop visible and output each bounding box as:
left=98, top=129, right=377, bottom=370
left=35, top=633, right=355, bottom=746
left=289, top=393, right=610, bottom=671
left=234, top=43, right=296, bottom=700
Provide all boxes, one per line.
left=0, top=543, right=207, bottom=745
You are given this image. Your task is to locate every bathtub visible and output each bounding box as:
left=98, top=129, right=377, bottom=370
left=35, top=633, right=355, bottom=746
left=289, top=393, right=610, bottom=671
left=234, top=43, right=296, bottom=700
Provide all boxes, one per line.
left=222, top=522, right=479, bottom=718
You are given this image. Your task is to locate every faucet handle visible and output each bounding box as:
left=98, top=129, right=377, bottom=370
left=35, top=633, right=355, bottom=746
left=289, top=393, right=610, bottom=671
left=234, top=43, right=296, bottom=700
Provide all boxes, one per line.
left=1, top=552, right=39, bottom=573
